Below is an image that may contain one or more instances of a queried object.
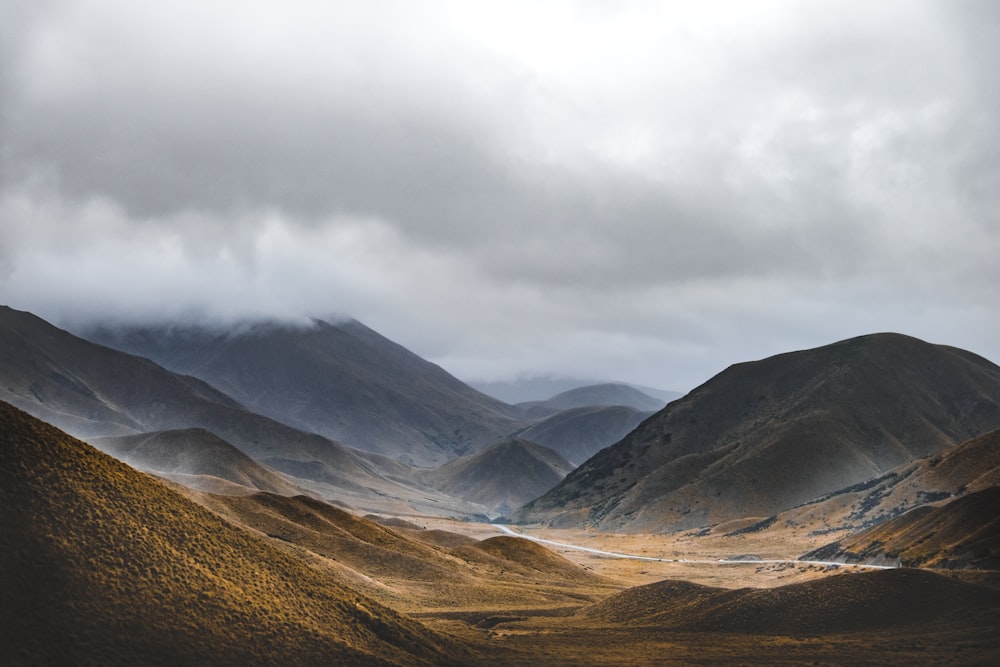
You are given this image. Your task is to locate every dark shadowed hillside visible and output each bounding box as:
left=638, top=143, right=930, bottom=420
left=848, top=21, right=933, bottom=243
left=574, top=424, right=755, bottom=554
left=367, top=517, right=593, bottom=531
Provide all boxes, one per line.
left=583, top=568, right=1000, bottom=635
left=518, top=333, right=1000, bottom=531
left=83, top=318, right=523, bottom=465
left=0, top=400, right=463, bottom=666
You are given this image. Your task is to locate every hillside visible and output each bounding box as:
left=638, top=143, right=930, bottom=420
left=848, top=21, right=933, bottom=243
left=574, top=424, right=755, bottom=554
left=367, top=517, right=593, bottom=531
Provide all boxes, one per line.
left=0, top=306, right=485, bottom=516
left=83, top=318, right=523, bottom=465
left=0, top=399, right=463, bottom=666
left=757, top=428, right=1000, bottom=539
left=804, top=485, right=1000, bottom=569
left=515, top=405, right=652, bottom=465
left=417, top=439, right=574, bottom=515
left=90, top=428, right=304, bottom=496
left=517, top=333, right=1000, bottom=531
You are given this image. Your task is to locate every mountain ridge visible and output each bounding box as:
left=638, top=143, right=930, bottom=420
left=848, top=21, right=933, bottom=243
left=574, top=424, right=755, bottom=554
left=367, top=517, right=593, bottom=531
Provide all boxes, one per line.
left=517, top=333, right=1000, bottom=531
left=82, top=317, right=524, bottom=465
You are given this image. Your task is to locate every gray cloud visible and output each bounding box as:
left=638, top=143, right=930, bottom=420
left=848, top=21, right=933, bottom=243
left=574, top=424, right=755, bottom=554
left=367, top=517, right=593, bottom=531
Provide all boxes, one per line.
left=1, top=0, right=998, bottom=391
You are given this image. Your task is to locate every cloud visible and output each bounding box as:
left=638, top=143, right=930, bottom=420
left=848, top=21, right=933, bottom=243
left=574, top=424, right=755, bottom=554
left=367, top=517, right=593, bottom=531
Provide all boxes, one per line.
left=1, top=0, right=998, bottom=391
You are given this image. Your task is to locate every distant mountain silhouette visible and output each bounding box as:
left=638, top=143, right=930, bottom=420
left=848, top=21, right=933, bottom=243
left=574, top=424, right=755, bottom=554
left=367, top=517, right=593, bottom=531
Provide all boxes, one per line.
left=417, top=439, right=574, bottom=516
left=515, top=405, right=652, bottom=466
left=516, top=383, right=666, bottom=416
left=517, top=333, right=1000, bottom=531
left=84, top=318, right=523, bottom=465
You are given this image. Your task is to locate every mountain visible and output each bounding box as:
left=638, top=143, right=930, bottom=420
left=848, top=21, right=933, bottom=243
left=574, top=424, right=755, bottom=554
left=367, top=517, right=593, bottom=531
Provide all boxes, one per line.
left=804, top=485, right=1000, bottom=569
left=83, top=318, right=523, bottom=465
left=472, top=376, right=680, bottom=405
left=517, top=383, right=665, bottom=415
left=514, top=405, right=652, bottom=466
left=416, top=439, right=574, bottom=516
left=90, top=428, right=304, bottom=496
left=0, top=306, right=483, bottom=515
left=0, top=399, right=461, bottom=666
left=517, top=333, right=1000, bottom=531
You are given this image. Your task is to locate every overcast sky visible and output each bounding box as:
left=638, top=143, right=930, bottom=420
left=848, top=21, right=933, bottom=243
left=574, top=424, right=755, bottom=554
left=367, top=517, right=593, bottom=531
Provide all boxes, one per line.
left=2, top=0, right=998, bottom=392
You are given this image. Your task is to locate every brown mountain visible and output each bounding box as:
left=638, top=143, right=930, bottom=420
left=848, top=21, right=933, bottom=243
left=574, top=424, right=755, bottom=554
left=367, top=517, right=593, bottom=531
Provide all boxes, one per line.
left=0, top=399, right=463, bottom=666
left=83, top=318, right=523, bottom=465
left=90, top=428, right=304, bottom=496
left=805, top=485, right=1000, bottom=569
left=515, top=405, right=653, bottom=466
left=417, top=439, right=574, bottom=516
left=517, top=333, right=1000, bottom=532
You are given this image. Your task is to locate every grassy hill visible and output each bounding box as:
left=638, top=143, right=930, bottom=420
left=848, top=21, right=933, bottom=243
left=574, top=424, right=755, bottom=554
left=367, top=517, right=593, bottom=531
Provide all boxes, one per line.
left=0, top=399, right=464, bottom=666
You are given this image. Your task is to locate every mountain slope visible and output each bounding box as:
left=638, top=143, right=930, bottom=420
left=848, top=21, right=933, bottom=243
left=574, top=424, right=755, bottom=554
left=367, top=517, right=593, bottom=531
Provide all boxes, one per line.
left=0, top=306, right=482, bottom=515
left=517, top=333, right=1000, bottom=531
left=90, top=428, right=304, bottom=496
left=515, top=405, right=652, bottom=465
left=417, top=439, right=574, bottom=515
left=0, top=399, right=462, bottom=666
left=769, top=428, right=1000, bottom=537
left=83, top=318, right=523, bottom=465
left=804, top=485, right=1000, bottom=569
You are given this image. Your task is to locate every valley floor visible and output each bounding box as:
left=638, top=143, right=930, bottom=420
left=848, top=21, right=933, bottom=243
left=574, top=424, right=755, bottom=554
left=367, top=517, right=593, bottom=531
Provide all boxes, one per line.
left=358, top=516, right=1000, bottom=666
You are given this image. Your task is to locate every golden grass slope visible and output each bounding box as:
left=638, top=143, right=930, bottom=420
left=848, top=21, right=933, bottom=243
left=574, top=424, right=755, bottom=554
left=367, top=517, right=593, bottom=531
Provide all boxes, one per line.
left=806, top=485, right=1000, bottom=569
left=0, top=400, right=464, bottom=666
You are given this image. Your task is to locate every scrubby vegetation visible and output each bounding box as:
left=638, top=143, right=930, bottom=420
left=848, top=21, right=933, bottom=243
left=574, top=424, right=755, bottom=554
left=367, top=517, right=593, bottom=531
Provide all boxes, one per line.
left=0, top=400, right=463, bottom=666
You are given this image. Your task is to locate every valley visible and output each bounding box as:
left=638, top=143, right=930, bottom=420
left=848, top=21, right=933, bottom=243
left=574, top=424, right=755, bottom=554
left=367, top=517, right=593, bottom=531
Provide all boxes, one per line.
left=3, top=306, right=1000, bottom=665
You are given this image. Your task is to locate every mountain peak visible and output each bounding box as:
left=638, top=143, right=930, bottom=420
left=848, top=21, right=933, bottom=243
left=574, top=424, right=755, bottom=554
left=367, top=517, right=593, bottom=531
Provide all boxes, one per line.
left=517, top=333, right=1000, bottom=532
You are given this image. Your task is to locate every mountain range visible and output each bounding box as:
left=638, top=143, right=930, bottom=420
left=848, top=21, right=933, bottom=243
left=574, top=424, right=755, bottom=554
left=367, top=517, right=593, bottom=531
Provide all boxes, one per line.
left=0, top=307, right=500, bottom=516
left=517, top=333, right=1000, bottom=531
left=83, top=318, right=523, bottom=466
left=5, top=303, right=1000, bottom=665
left=6, top=398, right=998, bottom=665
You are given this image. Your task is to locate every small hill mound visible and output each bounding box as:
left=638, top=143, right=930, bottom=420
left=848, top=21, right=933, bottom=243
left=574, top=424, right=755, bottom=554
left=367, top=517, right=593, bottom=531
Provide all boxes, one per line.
left=419, top=439, right=573, bottom=515
left=806, top=485, right=1000, bottom=569
left=0, top=400, right=461, bottom=666
left=586, top=569, right=1000, bottom=635
left=91, top=428, right=303, bottom=496
left=453, top=536, right=603, bottom=584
